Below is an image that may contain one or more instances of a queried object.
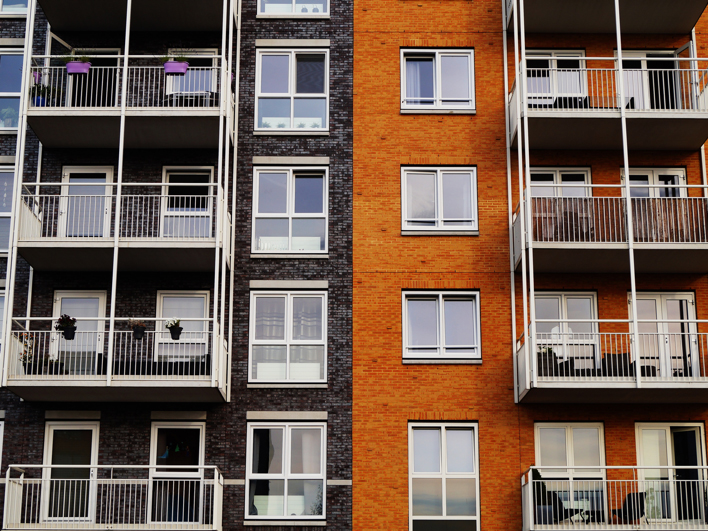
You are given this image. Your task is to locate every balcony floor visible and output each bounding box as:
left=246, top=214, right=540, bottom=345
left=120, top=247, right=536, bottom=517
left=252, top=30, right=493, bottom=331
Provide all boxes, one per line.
left=519, top=382, right=708, bottom=404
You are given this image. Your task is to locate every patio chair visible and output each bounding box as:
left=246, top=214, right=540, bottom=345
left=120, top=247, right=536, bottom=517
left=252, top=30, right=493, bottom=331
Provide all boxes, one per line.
left=548, top=491, right=582, bottom=524
left=612, top=492, right=646, bottom=524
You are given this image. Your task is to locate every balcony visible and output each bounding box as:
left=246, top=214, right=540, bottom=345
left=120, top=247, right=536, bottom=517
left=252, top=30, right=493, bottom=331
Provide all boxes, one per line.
left=4, top=465, right=223, bottom=531
left=516, top=319, right=708, bottom=403
left=505, top=0, right=708, bottom=34
left=5, top=318, right=228, bottom=402
left=27, top=58, right=224, bottom=149
left=16, top=183, right=228, bottom=271
left=522, top=466, right=708, bottom=530
left=512, top=185, right=708, bottom=273
left=508, top=60, right=708, bottom=150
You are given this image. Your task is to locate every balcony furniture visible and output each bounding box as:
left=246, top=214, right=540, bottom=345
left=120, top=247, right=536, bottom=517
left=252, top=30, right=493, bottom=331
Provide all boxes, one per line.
left=546, top=491, right=583, bottom=524
left=528, top=96, right=590, bottom=110
left=556, top=358, right=575, bottom=377
left=612, top=492, right=646, bottom=525
left=639, top=364, right=658, bottom=377
left=582, top=509, right=605, bottom=524
left=601, top=353, right=634, bottom=377
left=163, top=93, right=219, bottom=108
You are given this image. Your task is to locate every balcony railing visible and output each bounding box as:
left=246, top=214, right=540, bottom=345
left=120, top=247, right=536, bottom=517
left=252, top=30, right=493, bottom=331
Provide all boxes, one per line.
left=522, top=466, right=708, bottom=530
left=4, top=465, right=223, bottom=531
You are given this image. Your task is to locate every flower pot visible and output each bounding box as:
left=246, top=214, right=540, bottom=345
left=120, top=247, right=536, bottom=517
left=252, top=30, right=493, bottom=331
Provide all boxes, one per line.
left=132, top=326, right=146, bottom=340
left=66, top=61, right=91, bottom=75
left=168, top=326, right=183, bottom=340
left=61, top=326, right=76, bottom=340
left=164, top=61, right=189, bottom=75
left=33, top=96, right=46, bottom=107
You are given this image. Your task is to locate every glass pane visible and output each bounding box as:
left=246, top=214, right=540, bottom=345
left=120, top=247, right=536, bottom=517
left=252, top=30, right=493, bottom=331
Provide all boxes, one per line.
left=561, top=174, right=586, bottom=198
left=290, top=345, right=325, bottom=380
left=0, top=172, right=11, bottom=213
left=442, top=173, right=472, bottom=223
left=0, top=97, right=19, bottom=128
left=161, top=296, right=205, bottom=333
left=412, top=478, right=443, bottom=516
left=0, top=55, right=22, bottom=93
left=65, top=175, right=107, bottom=238
left=0, top=218, right=10, bottom=250
left=406, top=57, right=435, bottom=104
left=408, top=299, right=438, bottom=346
left=446, top=478, right=477, bottom=516
left=566, top=298, right=593, bottom=335
left=49, top=429, right=93, bottom=519
left=261, top=0, right=292, bottom=13
left=1, top=0, right=27, bottom=12
left=636, top=299, right=659, bottom=334
left=155, top=428, right=201, bottom=470
left=294, top=175, right=324, bottom=213
left=539, top=428, right=567, bottom=467
left=249, top=479, right=284, bottom=516
left=295, top=0, right=326, bottom=13
left=444, top=299, right=475, bottom=347
left=291, top=428, right=321, bottom=474
left=527, top=58, right=551, bottom=96
left=572, top=428, right=601, bottom=467
left=258, top=98, right=291, bottom=129
left=440, top=56, right=470, bottom=103
left=258, top=173, right=288, bottom=213
left=534, top=298, right=560, bottom=336
left=296, top=55, right=325, bottom=94
left=0, top=295, right=5, bottom=340
left=254, top=219, right=289, bottom=251
left=292, top=219, right=325, bottom=251
left=294, top=98, right=326, bottom=128
left=255, top=297, right=286, bottom=340
left=530, top=173, right=555, bottom=197
left=292, top=297, right=322, bottom=340
left=287, top=479, right=323, bottom=515
left=629, top=176, right=650, bottom=198
left=447, top=429, right=475, bottom=473
left=252, top=428, right=283, bottom=474
left=261, top=55, right=289, bottom=93
left=414, top=428, right=441, bottom=473
left=407, top=173, right=436, bottom=223
left=641, top=429, right=669, bottom=480
left=252, top=345, right=287, bottom=380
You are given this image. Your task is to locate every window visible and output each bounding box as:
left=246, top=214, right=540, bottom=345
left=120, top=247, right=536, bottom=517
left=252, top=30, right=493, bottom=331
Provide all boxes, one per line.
left=259, top=0, right=328, bottom=15
left=167, top=49, right=217, bottom=95
left=527, top=51, right=585, bottom=106
left=409, top=423, right=479, bottom=531
left=530, top=168, right=590, bottom=198
left=403, top=292, right=480, bottom=361
left=0, top=168, right=13, bottom=251
left=252, top=167, right=327, bottom=253
left=255, top=50, right=328, bottom=131
left=623, top=168, right=686, bottom=198
left=249, top=291, right=326, bottom=383
left=401, top=167, right=477, bottom=232
left=0, top=0, right=26, bottom=13
left=0, top=51, right=23, bottom=129
left=162, top=167, right=214, bottom=239
left=622, top=52, right=679, bottom=111
left=246, top=422, right=326, bottom=519
left=401, top=49, right=475, bottom=111
left=60, top=166, right=113, bottom=239
left=156, top=291, right=209, bottom=360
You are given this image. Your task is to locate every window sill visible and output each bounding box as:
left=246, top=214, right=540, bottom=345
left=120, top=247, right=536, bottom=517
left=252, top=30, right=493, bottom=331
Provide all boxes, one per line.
left=403, top=359, right=482, bottom=365
left=247, top=383, right=328, bottom=389
left=0, top=130, right=18, bottom=135
left=401, top=230, right=479, bottom=236
left=253, top=130, right=330, bottom=136
left=256, top=14, right=330, bottom=19
left=244, top=521, right=326, bottom=527
left=400, top=109, right=476, bottom=115
left=251, top=253, right=329, bottom=259
left=0, top=13, right=26, bottom=18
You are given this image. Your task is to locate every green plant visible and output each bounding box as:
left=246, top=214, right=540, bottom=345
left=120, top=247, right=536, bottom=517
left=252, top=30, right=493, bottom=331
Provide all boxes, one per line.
left=54, top=314, right=77, bottom=330
left=128, top=319, right=147, bottom=328
left=261, top=121, right=272, bottom=128
left=297, top=122, right=306, bottom=128
left=1, top=107, right=18, bottom=123
left=165, top=318, right=181, bottom=329
left=61, top=55, right=91, bottom=64
left=277, top=122, right=286, bottom=128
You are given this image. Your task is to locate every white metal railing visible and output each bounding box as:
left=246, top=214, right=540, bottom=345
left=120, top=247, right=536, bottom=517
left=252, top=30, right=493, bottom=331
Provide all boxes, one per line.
left=4, top=465, right=223, bottom=531
left=522, top=466, right=708, bottom=530
left=120, top=193, right=215, bottom=241
left=126, top=66, right=221, bottom=109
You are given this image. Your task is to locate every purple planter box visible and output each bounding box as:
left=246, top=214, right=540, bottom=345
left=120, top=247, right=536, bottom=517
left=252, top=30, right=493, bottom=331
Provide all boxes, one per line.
left=66, top=61, right=91, bottom=74
left=164, top=61, right=189, bottom=75
left=32, top=71, right=42, bottom=84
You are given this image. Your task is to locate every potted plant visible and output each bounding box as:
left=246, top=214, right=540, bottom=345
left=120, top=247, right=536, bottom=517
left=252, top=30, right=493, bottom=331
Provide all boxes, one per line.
left=1, top=106, right=18, bottom=128
left=165, top=318, right=182, bottom=340
left=129, top=319, right=147, bottom=340
left=29, top=83, right=54, bottom=107
left=532, top=468, right=554, bottom=525
left=61, top=55, right=91, bottom=75
left=160, top=54, right=189, bottom=75
left=18, top=332, right=36, bottom=374
left=55, top=314, right=77, bottom=340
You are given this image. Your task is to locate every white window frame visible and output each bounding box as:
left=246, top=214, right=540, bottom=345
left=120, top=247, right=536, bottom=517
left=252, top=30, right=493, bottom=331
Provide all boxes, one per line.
left=245, top=421, right=327, bottom=520
left=257, top=0, right=329, bottom=16
left=400, top=167, right=478, bottom=232
left=400, top=49, right=475, bottom=111
left=535, top=422, right=606, bottom=480
left=251, top=166, right=329, bottom=253
left=529, top=168, right=591, bottom=198
left=402, top=291, right=481, bottom=361
left=155, top=291, right=210, bottom=362
left=160, top=166, right=215, bottom=240
left=0, top=166, right=13, bottom=251
left=618, top=51, right=680, bottom=111
left=166, top=48, right=218, bottom=95
left=0, top=0, right=27, bottom=13
left=249, top=290, right=327, bottom=383
left=254, top=49, right=330, bottom=131
left=408, top=422, right=480, bottom=530
left=59, top=166, right=114, bottom=239
left=526, top=50, right=587, bottom=104
left=0, top=48, right=24, bottom=129
left=621, top=168, right=687, bottom=198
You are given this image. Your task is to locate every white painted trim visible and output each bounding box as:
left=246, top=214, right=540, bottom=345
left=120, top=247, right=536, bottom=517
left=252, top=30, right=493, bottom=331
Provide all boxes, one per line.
left=402, top=231, right=479, bottom=237
left=252, top=156, right=329, bottom=165
left=246, top=411, right=328, bottom=420
left=327, top=480, right=352, bottom=486
left=249, top=280, right=328, bottom=289
left=253, top=131, right=330, bottom=136
left=247, top=383, right=328, bottom=388
left=244, top=521, right=327, bottom=527
left=255, top=39, right=330, bottom=47
left=45, top=411, right=100, bottom=420
left=0, top=156, right=15, bottom=164
left=250, top=254, right=329, bottom=259
left=0, top=38, right=24, bottom=46
left=257, top=14, right=330, bottom=19
left=224, top=479, right=245, bottom=486
left=150, top=411, right=207, bottom=420
left=535, top=422, right=606, bottom=478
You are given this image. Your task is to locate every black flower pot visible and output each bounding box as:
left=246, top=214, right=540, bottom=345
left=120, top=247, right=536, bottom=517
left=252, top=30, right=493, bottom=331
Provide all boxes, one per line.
left=61, top=326, right=76, bottom=340
left=132, top=326, right=146, bottom=340
left=168, top=326, right=183, bottom=340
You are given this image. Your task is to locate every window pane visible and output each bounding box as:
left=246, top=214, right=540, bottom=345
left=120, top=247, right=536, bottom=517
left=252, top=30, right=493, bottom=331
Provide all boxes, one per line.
left=296, top=55, right=325, bottom=94
left=261, top=0, right=292, bottom=13
left=446, top=478, right=477, bottom=516
left=260, top=55, right=289, bottom=93
left=572, top=428, right=601, bottom=467
left=629, top=176, right=650, bottom=198
left=535, top=298, right=560, bottom=335
left=566, top=297, right=593, bottom=335
left=292, top=219, right=325, bottom=251
left=412, top=478, right=443, bottom=516
left=252, top=345, right=287, bottom=380
left=1, top=0, right=27, bottom=11
left=161, top=296, right=205, bottom=333
left=292, top=297, right=322, bottom=341
left=294, top=175, right=324, bottom=213
left=444, top=299, right=475, bottom=347
left=258, top=98, right=291, bottom=129
left=414, top=428, right=441, bottom=473
left=290, top=345, right=325, bottom=380
left=446, top=429, right=475, bottom=473
left=295, top=0, right=326, bottom=13
left=408, top=299, right=438, bottom=346
left=442, top=173, right=472, bottom=224
left=255, top=297, right=286, bottom=340
left=407, top=173, right=436, bottom=221
left=0, top=98, right=20, bottom=128
left=0, top=295, right=5, bottom=340
left=0, top=172, right=12, bottom=213
left=258, top=173, right=288, bottom=213
left=290, top=428, right=321, bottom=474
left=0, top=55, right=22, bottom=93
left=0, top=218, right=10, bottom=250
left=561, top=174, right=586, bottom=198
left=406, top=57, right=435, bottom=104
left=440, top=56, right=470, bottom=103
left=294, top=98, right=326, bottom=128
left=539, top=428, right=567, bottom=467
left=287, top=479, right=323, bottom=515
left=254, top=219, right=289, bottom=251
left=155, top=428, right=201, bottom=470
left=249, top=479, right=284, bottom=516
left=252, top=429, right=283, bottom=474
left=530, top=173, right=555, bottom=197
